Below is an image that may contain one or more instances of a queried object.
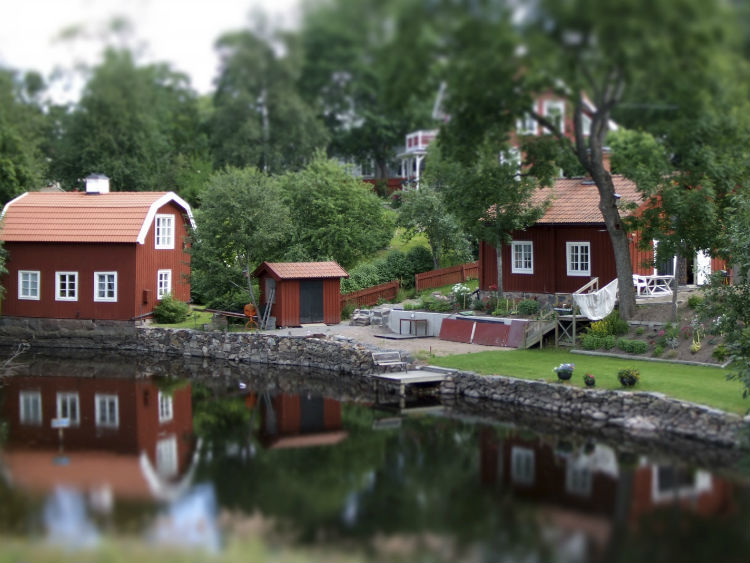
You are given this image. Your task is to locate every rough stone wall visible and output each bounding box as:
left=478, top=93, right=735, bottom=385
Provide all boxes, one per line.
left=441, top=371, right=748, bottom=448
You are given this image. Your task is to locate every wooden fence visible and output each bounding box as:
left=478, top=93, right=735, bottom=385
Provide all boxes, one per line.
left=415, top=261, right=479, bottom=292
left=340, top=280, right=400, bottom=308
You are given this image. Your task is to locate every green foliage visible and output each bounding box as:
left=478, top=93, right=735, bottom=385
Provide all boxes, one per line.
left=618, top=368, right=641, bottom=387
left=517, top=299, right=540, bottom=316
left=280, top=154, right=393, bottom=269
left=653, top=345, right=664, bottom=357
left=420, top=295, right=453, bottom=313
left=688, top=295, right=704, bottom=309
left=588, top=311, right=629, bottom=337
left=405, top=245, right=434, bottom=276
left=635, top=326, right=646, bottom=336
left=190, top=167, right=291, bottom=308
left=616, top=338, right=648, bottom=355
left=152, top=294, right=190, bottom=324
left=712, top=344, right=729, bottom=362
left=340, top=302, right=356, bottom=320
left=581, top=334, right=616, bottom=351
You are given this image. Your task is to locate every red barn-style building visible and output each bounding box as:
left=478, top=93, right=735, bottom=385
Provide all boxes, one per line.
left=253, top=261, right=349, bottom=327
left=0, top=175, right=194, bottom=321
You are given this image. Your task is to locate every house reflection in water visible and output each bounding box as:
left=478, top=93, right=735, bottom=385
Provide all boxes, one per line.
left=479, top=427, right=741, bottom=562
left=254, top=392, right=348, bottom=449
left=2, top=374, right=197, bottom=507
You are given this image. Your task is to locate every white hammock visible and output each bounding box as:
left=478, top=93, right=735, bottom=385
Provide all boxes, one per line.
left=572, top=278, right=619, bottom=320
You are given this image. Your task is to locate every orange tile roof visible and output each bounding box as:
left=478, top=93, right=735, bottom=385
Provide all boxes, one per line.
left=0, top=191, right=193, bottom=243
left=531, top=175, right=642, bottom=224
left=255, top=261, right=349, bottom=280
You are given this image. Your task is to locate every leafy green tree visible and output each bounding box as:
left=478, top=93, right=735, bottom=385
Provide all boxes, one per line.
left=397, top=186, right=470, bottom=270
left=190, top=167, right=292, bottom=310
left=210, top=30, right=328, bottom=173
left=49, top=48, right=206, bottom=194
left=298, top=0, right=444, bottom=179
left=279, top=154, right=394, bottom=269
left=0, top=69, right=49, bottom=202
left=443, top=144, right=550, bottom=299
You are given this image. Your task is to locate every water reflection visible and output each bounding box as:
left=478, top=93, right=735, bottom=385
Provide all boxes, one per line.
left=0, top=352, right=747, bottom=562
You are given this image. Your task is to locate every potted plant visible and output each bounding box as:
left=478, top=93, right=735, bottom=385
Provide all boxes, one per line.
left=553, top=363, right=575, bottom=381
left=583, top=373, right=596, bottom=387
left=618, top=367, right=640, bottom=387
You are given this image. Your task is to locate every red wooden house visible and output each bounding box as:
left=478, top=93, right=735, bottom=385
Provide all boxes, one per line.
left=0, top=175, right=194, bottom=321
left=479, top=173, right=726, bottom=300
left=253, top=261, right=349, bottom=327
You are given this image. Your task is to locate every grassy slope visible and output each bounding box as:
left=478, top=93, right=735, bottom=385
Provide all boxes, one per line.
left=429, top=348, right=748, bottom=415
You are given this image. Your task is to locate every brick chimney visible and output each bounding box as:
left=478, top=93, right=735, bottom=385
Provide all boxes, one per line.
left=85, top=173, right=110, bottom=194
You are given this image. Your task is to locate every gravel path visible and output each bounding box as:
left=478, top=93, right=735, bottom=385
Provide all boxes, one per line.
left=266, top=322, right=511, bottom=358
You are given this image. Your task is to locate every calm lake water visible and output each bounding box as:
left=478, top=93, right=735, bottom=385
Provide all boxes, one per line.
left=0, top=351, right=748, bottom=562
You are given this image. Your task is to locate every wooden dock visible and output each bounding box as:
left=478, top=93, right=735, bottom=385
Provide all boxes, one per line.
left=370, top=367, right=452, bottom=408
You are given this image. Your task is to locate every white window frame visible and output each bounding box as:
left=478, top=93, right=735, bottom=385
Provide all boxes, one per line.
left=581, top=113, right=592, bottom=136
left=565, top=460, right=593, bottom=497
left=158, top=391, right=174, bottom=423
left=95, top=393, right=119, bottom=428
left=156, top=435, right=178, bottom=477
left=516, top=111, right=538, bottom=135
left=154, top=214, right=175, bottom=249
left=19, top=391, right=42, bottom=425
left=56, top=392, right=80, bottom=426
left=543, top=99, right=565, bottom=134
left=511, top=241, right=534, bottom=274
left=511, top=446, right=535, bottom=486
left=55, top=271, right=78, bottom=301
left=157, top=269, right=172, bottom=300
left=94, top=271, right=118, bottom=302
left=566, top=242, right=591, bottom=276
left=18, top=270, right=40, bottom=300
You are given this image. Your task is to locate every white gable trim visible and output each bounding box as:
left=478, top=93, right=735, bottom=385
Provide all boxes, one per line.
left=136, top=192, right=196, bottom=245
left=1, top=192, right=29, bottom=219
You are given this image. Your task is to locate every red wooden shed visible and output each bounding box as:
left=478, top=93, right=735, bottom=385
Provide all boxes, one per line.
left=0, top=176, right=194, bottom=321
left=253, top=261, right=349, bottom=327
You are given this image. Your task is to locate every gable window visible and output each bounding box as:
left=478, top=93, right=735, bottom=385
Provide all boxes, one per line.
left=511, top=241, right=534, bottom=274
left=95, top=394, right=119, bottom=428
left=157, top=270, right=172, bottom=300
left=94, top=272, right=118, bottom=302
left=19, top=391, right=42, bottom=425
left=158, top=391, right=173, bottom=423
left=516, top=111, right=538, bottom=135
left=155, top=214, right=175, bottom=249
left=18, top=270, right=40, bottom=300
left=543, top=100, right=565, bottom=134
left=56, top=392, right=80, bottom=425
left=566, top=242, right=591, bottom=276
left=55, top=271, right=78, bottom=301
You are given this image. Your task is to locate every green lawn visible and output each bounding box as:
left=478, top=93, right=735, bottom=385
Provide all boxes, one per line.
left=429, top=348, right=748, bottom=415
left=150, top=307, right=214, bottom=329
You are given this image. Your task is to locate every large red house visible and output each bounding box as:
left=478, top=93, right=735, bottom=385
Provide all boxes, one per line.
left=0, top=175, right=194, bottom=321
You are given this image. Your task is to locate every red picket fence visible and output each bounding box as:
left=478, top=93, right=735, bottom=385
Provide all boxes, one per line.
left=340, top=280, right=400, bottom=308
left=415, top=261, right=479, bottom=292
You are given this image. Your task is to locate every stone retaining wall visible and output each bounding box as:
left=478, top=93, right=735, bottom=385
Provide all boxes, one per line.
left=440, top=370, right=748, bottom=448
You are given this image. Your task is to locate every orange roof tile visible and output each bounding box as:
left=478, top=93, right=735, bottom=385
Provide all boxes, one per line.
left=254, top=261, right=349, bottom=280
left=530, top=175, right=642, bottom=224
left=0, top=191, right=194, bottom=244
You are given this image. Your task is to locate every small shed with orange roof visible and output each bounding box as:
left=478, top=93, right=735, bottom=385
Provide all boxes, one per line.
left=0, top=175, right=194, bottom=321
left=253, top=261, right=349, bottom=327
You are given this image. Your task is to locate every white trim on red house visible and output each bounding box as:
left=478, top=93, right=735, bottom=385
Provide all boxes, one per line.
left=136, top=192, right=196, bottom=245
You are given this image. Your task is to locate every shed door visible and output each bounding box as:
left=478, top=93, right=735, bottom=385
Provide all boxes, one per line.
left=299, top=280, right=324, bottom=324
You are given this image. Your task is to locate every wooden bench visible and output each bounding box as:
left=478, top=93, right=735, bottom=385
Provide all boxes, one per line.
left=372, top=351, right=407, bottom=371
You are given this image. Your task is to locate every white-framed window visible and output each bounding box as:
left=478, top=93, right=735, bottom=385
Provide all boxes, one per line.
left=95, top=394, right=119, bottom=428
left=56, top=392, right=80, bottom=425
left=566, top=242, right=591, bottom=276
left=18, top=270, right=40, bottom=300
left=157, top=269, right=172, bottom=300
left=543, top=99, right=565, bottom=134
left=19, top=391, right=42, bottom=425
left=94, top=272, right=118, bottom=302
left=158, top=391, right=173, bottom=423
left=155, top=214, right=175, bottom=249
left=55, top=271, right=78, bottom=301
left=581, top=113, right=592, bottom=136
left=516, top=111, right=538, bottom=135
left=156, top=435, right=178, bottom=477
left=566, top=461, right=593, bottom=497
left=511, top=241, right=534, bottom=274
left=511, top=446, right=535, bottom=486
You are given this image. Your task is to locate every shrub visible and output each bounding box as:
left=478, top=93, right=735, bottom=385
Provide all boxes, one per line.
left=653, top=344, right=664, bottom=357
left=687, top=295, right=703, bottom=309
left=635, top=326, right=645, bottom=336
left=581, top=334, right=600, bottom=350
left=406, top=245, right=434, bottom=277
left=712, top=344, right=729, bottom=362
left=617, top=338, right=648, bottom=354
left=153, top=294, right=190, bottom=324
left=618, top=368, right=640, bottom=387
left=423, top=295, right=453, bottom=312
left=341, top=302, right=355, bottom=320
left=517, top=299, right=540, bottom=316
left=587, top=311, right=628, bottom=337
